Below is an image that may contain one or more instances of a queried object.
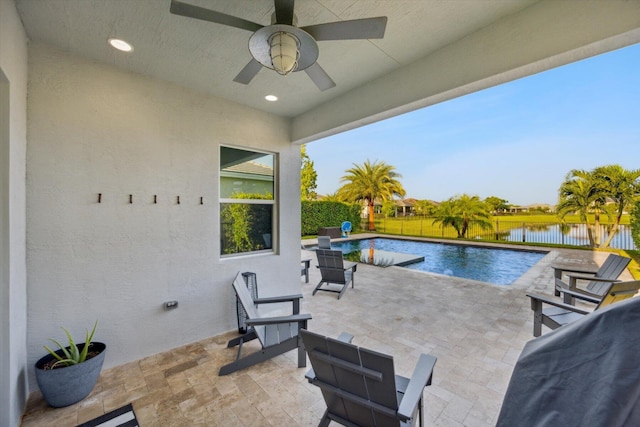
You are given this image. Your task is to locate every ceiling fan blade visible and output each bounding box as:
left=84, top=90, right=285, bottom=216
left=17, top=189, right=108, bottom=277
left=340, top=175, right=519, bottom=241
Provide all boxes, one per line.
left=305, top=63, right=336, bottom=92
left=274, top=0, right=295, bottom=25
left=301, top=17, right=387, bottom=41
left=233, top=59, right=263, bottom=84
left=170, top=0, right=263, bottom=33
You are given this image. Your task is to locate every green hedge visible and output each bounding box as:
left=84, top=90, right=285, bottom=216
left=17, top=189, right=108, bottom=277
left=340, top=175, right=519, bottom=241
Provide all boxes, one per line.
left=302, top=201, right=361, bottom=236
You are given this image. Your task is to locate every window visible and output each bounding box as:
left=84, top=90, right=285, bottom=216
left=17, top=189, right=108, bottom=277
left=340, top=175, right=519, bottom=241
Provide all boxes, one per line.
left=220, top=146, right=276, bottom=256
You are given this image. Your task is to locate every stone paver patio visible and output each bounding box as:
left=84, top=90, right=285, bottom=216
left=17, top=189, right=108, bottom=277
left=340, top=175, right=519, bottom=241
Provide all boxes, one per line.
left=21, top=236, right=632, bottom=426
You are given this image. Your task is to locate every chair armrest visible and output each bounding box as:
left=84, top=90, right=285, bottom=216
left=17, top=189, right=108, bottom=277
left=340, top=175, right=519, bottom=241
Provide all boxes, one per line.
left=556, top=279, right=604, bottom=304
left=255, top=294, right=303, bottom=314
left=527, top=293, right=591, bottom=315
left=397, top=354, right=437, bottom=421
left=567, top=273, right=620, bottom=283
left=551, top=264, right=598, bottom=277
left=254, top=294, right=303, bottom=304
left=561, top=288, right=601, bottom=304
left=567, top=274, right=620, bottom=292
left=245, top=313, right=312, bottom=326
left=344, top=262, right=357, bottom=272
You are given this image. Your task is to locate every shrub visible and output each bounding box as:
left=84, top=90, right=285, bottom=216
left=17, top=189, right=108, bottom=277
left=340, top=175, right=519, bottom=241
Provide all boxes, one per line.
left=302, top=201, right=361, bottom=236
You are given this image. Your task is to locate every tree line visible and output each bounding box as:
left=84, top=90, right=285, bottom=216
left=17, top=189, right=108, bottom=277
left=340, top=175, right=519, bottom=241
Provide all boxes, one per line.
left=301, top=146, right=640, bottom=249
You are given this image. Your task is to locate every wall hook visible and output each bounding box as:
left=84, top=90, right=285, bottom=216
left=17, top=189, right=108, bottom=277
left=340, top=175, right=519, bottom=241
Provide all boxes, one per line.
left=98, top=193, right=102, bottom=203
left=154, top=195, right=157, bottom=204
left=200, top=196, right=203, bottom=205
left=129, top=194, right=133, bottom=204
left=177, top=196, right=180, bottom=205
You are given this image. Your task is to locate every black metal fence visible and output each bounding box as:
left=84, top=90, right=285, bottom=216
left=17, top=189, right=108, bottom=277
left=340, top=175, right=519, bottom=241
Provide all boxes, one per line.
left=369, top=217, right=637, bottom=250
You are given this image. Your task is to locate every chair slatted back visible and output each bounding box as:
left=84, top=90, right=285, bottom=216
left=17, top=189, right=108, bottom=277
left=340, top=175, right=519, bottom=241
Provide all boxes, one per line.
left=587, top=255, right=631, bottom=296
left=301, top=329, right=401, bottom=427
left=232, top=273, right=298, bottom=347
left=317, top=249, right=349, bottom=285
left=232, top=274, right=265, bottom=344
left=318, top=236, right=332, bottom=249
left=596, top=280, right=640, bottom=310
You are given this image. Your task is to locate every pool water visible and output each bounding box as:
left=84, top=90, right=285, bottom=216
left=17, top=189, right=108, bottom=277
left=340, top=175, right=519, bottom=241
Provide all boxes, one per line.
left=331, top=238, right=547, bottom=285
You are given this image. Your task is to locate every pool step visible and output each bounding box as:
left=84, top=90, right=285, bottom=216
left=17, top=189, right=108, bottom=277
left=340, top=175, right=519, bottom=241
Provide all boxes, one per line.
left=358, top=249, right=424, bottom=267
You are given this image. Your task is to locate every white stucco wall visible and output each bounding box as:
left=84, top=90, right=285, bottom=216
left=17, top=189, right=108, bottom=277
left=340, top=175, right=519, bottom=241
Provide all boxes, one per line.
left=26, top=43, right=301, bottom=391
left=0, top=0, right=29, bottom=425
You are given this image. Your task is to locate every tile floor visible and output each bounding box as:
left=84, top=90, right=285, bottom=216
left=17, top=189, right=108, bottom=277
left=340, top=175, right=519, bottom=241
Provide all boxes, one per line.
left=20, top=238, right=630, bottom=426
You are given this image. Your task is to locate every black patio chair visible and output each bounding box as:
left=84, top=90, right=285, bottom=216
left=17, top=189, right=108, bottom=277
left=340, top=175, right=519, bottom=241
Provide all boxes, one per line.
left=314, top=249, right=357, bottom=299
left=301, top=329, right=437, bottom=427
left=219, top=272, right=312, bottom=375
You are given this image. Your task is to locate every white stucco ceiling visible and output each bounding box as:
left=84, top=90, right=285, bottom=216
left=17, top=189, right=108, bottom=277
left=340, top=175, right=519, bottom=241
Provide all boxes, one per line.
left=14, top=0, right=640, bottom=143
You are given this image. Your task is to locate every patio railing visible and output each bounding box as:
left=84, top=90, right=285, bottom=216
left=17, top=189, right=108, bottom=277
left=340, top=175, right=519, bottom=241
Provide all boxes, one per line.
left=368, top=217, right=637, bottom=250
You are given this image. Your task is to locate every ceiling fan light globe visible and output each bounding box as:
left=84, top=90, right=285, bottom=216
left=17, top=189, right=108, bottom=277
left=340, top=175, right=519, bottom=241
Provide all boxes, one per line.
left=269, top=32, right=300, bottom=75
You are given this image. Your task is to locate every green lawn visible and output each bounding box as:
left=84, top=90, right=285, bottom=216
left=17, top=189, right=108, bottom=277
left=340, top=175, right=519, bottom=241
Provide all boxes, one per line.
left=371, top=213, right=630, bottom=237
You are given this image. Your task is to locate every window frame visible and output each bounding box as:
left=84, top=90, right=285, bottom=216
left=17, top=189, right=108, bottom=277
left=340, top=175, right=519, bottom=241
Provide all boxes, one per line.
left=219, top=145, right=278, bottom=257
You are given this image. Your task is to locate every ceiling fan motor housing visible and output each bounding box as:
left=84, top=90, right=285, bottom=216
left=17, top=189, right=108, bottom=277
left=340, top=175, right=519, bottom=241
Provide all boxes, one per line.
left=249, top=25, right=319, bottom=73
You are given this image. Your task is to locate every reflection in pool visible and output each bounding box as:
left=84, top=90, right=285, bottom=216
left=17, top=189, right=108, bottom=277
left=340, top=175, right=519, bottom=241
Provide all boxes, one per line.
left=331, top=238, right=547, bottom=286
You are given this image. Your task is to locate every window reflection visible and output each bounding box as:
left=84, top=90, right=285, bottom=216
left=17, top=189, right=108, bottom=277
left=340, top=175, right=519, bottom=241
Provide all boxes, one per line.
left=220, top=147, right=274, bottom=199
left=220, top=146, right=276, bottom=256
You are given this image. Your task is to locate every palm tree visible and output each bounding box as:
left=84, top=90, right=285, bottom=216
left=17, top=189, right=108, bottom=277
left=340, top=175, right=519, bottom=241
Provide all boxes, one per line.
left=337, top=160, right=405, bottom=231
left=592, top=165, right=640, bottom=247
left=556, top=169, right=607, bottom=247
left=430, top=199, right=462, bottom=236
left=432, top=194, right=493, bottom=238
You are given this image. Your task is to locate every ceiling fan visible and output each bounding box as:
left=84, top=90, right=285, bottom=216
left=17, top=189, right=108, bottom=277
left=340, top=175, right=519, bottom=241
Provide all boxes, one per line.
left=170, top=0, right=387, bottom=91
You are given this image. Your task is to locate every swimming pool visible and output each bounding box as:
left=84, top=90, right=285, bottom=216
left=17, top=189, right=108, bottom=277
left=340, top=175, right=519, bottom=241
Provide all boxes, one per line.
left=331, top=238, right=547, bottom=285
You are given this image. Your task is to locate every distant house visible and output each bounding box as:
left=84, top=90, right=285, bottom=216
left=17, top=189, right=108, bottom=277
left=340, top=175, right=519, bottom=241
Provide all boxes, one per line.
left=509, top=203, right=555, bottom=213
left=366, top=198, right=416, bottom=217
left=395, top=198, right=415, bottom=216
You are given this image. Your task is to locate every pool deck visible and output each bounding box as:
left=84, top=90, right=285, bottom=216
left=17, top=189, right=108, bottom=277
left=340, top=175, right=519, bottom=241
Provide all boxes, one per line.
left=21, top=234, right=634, bottom=426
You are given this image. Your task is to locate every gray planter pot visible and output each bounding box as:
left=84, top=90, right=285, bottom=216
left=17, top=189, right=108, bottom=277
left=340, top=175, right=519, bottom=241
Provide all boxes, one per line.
left=34, top=342, right=106, bottom=408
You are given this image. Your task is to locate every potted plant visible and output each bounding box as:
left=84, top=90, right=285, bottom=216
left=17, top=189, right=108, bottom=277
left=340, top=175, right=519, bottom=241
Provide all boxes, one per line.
left=34, top=320, right=106, bottom=408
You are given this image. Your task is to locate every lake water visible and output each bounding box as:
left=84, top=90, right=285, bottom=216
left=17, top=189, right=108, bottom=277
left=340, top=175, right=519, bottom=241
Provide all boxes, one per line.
left=331, top=238, right=547, bottom=286
left=501, top=223, right=637, bottom=250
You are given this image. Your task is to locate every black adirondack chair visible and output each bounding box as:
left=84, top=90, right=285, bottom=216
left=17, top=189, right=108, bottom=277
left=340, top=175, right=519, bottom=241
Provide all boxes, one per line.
left=219, top=272, right=312, bottom=375
left=314, top=249, right=357, bottom=299
left=301, top=329, right=436, bottom=427
left=552, top=254, right=630, bottom=304
left=528, top=280, right=640, bottom=337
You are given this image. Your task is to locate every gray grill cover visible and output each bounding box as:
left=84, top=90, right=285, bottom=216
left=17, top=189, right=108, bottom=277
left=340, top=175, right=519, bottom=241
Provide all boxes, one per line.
left=497, top=296, right=640, bottom=427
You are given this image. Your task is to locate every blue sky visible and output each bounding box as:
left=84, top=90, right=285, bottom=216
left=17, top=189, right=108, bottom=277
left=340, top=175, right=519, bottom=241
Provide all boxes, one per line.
left=306, top=43, right=639, bottom=206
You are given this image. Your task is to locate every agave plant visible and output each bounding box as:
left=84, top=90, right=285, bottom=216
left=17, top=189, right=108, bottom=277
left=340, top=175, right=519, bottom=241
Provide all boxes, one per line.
left=44, top=320, right=98, bottom=368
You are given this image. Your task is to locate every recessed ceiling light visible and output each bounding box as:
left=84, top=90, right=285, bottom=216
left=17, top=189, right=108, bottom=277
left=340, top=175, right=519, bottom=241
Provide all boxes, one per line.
left=265, top=95, right=278, bottom=102
left=108, top=38, right=134, bottom=52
